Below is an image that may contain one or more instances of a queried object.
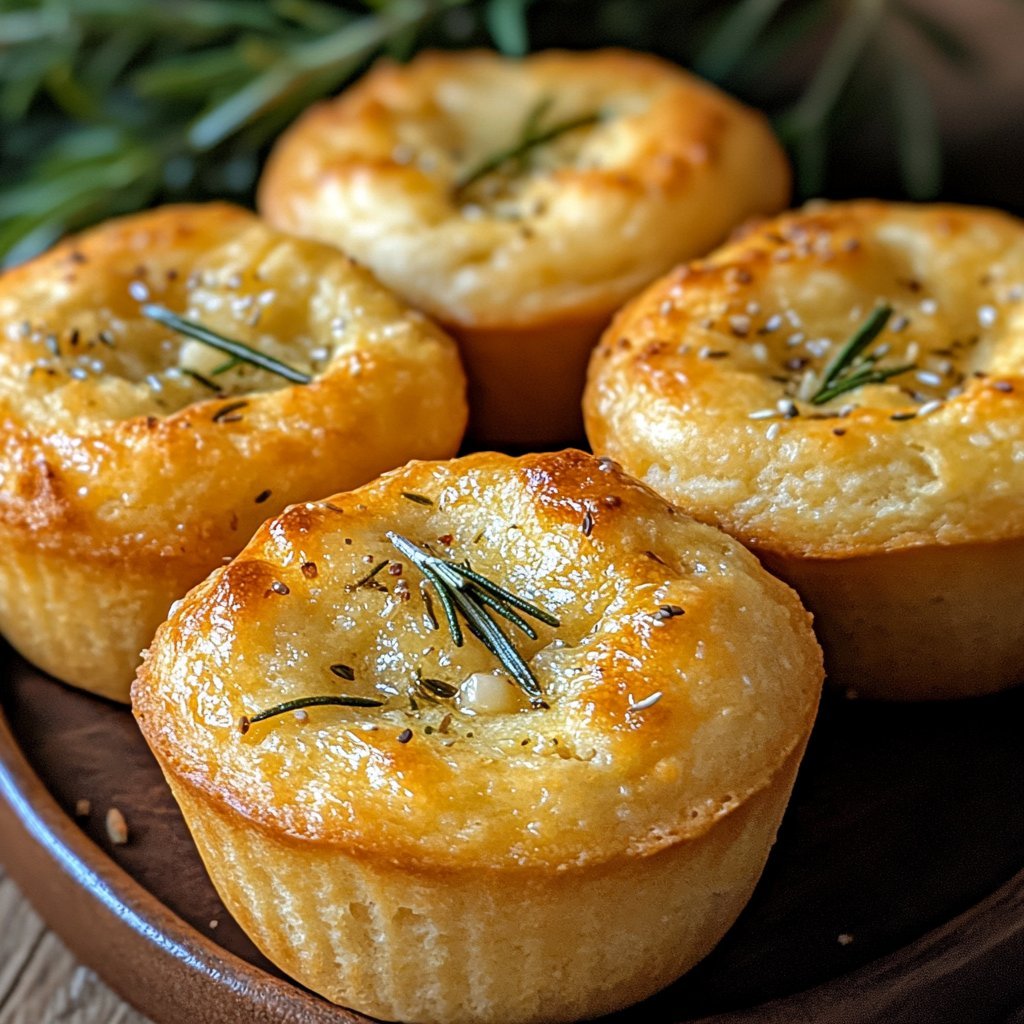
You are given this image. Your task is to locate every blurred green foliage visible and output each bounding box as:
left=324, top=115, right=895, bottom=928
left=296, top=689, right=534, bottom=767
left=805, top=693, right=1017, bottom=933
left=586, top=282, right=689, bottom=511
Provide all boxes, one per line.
left=0, top=0, right=1003, bottom=264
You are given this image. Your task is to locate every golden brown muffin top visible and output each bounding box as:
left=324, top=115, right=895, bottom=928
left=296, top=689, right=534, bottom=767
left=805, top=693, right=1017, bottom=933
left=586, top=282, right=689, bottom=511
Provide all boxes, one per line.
left=258, top=49, right=789, bottom=328
left=585, top=201, right=1024, bottom=557
left=0, top=203, right=466, bottom=562
left=134, top=450, right=821, bottom=872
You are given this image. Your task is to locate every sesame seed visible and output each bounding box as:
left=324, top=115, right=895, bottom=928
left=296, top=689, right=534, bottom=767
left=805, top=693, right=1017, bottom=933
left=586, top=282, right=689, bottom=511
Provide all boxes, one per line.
left=729, top=315, right=751, bottom=337
left=746, top=301, right=761, bottom=316
left=397, top=728, right=413, bottom=744
left=890, top=411, right=917, bottom=421
left=761, top=314, right=783, bottom=333
left=766, top=421, right=782, bottom=441
left=915, top=370, right=943, bottom=387
left=628, top=691, right=663, bottom=712
left=749, top=408, right=778, bottom=420
left=837, top=933, right=854, bottom=946
left=255, top=489, right=272, bottom=504
left=69, top=366, right=88, bottom=380
left=659, top=300, right=674, bottom=317
left=750, top=342, right=769, bottom=363
left=917, top=400, right=943, bottom=417
left=293, top=709, right=309, bottom=723
left=597, top=456, right=619, bottom=472
left=919, top=299, right=938, bottom=315
left=992, top=380, right=1014, bottom=393
left=128, top=281, right=149, bottom=302
left=978, top=305, right=998, bottom=328
left=270, top=580, right=290, bottom=595
left=776, top=398, right=799, bottom=418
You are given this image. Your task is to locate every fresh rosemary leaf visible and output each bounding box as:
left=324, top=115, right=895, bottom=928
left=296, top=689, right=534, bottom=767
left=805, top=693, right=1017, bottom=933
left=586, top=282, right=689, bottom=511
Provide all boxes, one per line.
left=809, top=303, right=913, bottom=405
left=142, top=303, right=312, bottom=384
left=240, top=693, right=384, bottom=732
left=387, top=531, right=558, bottom=705
left=818, top=304, right=893, bottom=386
left=455, top=104, right=602, bottom=194
left=484, top=0, right=532, bottom=56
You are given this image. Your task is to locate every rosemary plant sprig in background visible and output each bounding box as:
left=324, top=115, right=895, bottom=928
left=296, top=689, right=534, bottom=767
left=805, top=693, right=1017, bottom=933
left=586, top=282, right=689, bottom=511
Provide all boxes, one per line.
left=809, top=303, right=914, bottom=405
left=0, top=0, right=1016, bottom=265
left=387, top=531, right=559, bottom=706
left=142, top=303, right=312, bottom=385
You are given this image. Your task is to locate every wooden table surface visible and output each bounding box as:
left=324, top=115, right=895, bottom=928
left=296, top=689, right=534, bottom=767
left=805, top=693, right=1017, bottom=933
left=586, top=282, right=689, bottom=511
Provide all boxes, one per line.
left=0, top=864, right=148, bottom=1024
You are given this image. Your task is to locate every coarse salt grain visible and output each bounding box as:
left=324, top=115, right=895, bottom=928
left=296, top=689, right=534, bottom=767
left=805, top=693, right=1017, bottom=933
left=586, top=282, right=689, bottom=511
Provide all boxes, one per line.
left=978, top=305, right=998, bottom=328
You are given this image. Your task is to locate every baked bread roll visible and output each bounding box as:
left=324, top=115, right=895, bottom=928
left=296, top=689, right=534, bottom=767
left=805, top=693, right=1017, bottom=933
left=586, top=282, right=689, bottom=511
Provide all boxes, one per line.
left=258, top=48, right=790, bottom=445
left=0, top=203, right=466, bottom=701
left=133, top=449, right=822, bottom=1024
left=585, top=199, right=1024, bottom=700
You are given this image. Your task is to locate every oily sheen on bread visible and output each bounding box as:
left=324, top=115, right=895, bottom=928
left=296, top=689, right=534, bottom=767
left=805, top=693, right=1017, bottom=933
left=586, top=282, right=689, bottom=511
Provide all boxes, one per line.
left=258, top=48, right=790, bottom=444
left=0, top=203, right=466, bottom=701
left=133, top=449, right=822, bottom=1024
left=585, top=199, right=1024, bottom=700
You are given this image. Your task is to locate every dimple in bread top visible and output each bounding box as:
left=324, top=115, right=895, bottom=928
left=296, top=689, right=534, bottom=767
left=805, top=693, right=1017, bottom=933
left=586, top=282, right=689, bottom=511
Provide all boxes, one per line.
left=585, top=201, right=1024, bottom=558
left=0, top=203, right=467, bottom=567
left=133, top=450, right=822, bottom=873
left=258, top=49, right=790, bottom=330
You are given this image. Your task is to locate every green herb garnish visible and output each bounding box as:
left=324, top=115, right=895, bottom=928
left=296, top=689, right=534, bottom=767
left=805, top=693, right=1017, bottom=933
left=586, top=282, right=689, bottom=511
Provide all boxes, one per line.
left=141, top=303, right=312, bottom=385
left=809, top=304, right=914, bottom=405
left=346, top=559, right=390, bottom=591
left=387, top=532, right=558, bottom=706
left=239, top=694, right=383, bottom=733
left=454, top=98, right=602, bottom=195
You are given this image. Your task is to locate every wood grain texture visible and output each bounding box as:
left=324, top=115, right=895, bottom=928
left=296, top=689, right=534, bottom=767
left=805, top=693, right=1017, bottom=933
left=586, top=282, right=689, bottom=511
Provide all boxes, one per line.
left=0, top=865, right=150, bottom=1024
left=2, top=647, right=1023, bottom=1024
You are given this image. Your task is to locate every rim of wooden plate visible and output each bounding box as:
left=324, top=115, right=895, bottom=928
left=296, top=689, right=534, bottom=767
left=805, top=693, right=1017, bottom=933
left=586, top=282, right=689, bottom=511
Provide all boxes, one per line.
left=0, top=694, right=1022, bottom=1024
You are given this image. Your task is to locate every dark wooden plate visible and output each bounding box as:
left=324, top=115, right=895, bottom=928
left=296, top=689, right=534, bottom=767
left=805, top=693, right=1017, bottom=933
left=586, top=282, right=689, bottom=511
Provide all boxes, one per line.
left=1, top=644, right=1023, bottom=1024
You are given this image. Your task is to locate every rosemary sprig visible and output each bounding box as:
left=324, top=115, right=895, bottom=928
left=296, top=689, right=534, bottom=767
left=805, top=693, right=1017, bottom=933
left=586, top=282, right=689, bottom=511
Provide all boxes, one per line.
left=240, top=693, right=384, bottom=733
left=141, top=303, right=312, bottom=385
left=0, top=0, right=980, bottom=264
left=454, top=98, right=602, bottom=194
left=387, top=531, right=558, bottom=705
left=809, top=304, right=914, bottom=405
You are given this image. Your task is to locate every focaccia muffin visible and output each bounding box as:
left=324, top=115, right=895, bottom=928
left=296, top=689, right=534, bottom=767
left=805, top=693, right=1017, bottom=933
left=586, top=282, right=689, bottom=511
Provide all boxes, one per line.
left=258, top=49, right=790, bottom=445
left=0, top=203, right=466, bottom=701
left=585, top=200, right=1024, bottom=700
left=133, top=449, right=822, bottom=1024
